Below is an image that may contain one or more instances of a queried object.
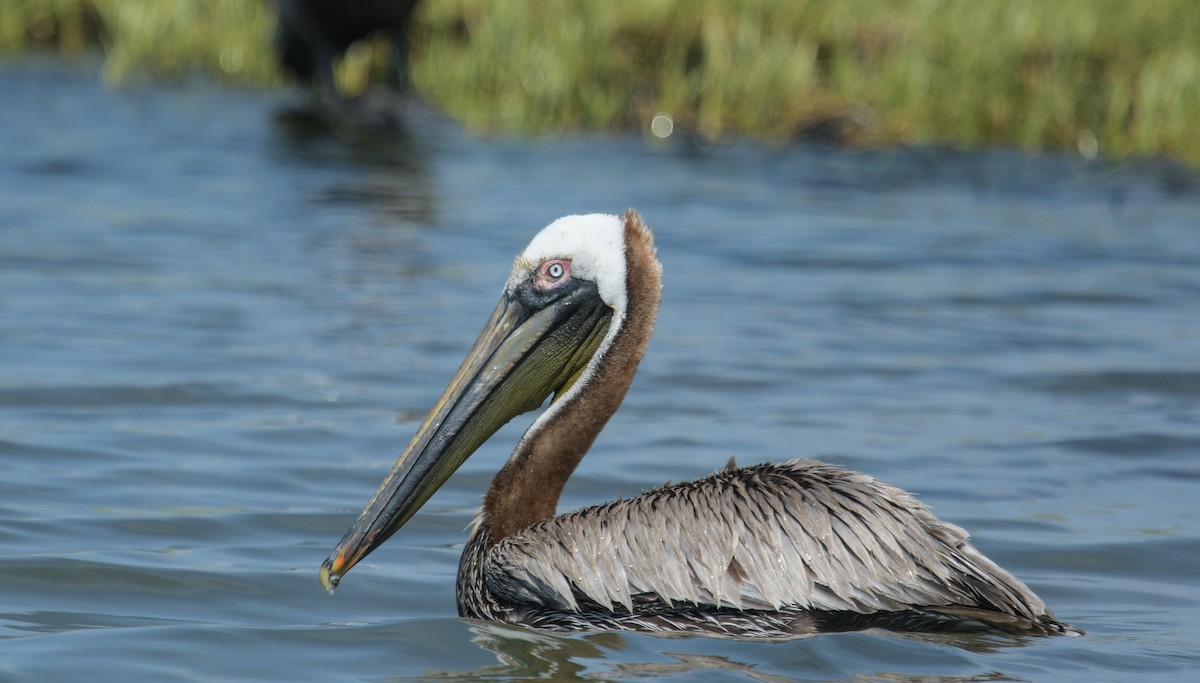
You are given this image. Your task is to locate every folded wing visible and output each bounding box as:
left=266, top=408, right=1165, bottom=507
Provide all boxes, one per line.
left=484, top=459, right=1051, bottom=627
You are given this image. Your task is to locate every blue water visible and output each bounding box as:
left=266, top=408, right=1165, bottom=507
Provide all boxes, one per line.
left=2, top=57, right=1199, bottom=682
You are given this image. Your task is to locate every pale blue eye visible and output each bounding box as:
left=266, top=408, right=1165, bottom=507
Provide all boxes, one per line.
left=547, top=263, right=564, bottom=279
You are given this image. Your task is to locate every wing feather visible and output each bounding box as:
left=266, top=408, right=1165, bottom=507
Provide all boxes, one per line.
left=483, top=459, right=1048, bottom=622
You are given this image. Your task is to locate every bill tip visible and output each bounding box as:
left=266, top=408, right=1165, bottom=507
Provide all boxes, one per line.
left=319, top=560, right=340, bottom=594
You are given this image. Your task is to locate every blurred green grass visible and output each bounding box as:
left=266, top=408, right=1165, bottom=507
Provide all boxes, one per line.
left=3, top=0, right=1198, bottom=163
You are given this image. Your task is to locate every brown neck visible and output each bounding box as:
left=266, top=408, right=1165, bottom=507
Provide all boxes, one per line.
left=480, top=210, right=661, bottom=544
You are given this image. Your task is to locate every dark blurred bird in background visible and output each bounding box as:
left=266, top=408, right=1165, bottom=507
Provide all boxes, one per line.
left=273, top=0, right=422, bottom=99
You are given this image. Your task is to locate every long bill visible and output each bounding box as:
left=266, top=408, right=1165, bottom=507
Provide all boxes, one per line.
left=320, top=283, right=612, bottom=592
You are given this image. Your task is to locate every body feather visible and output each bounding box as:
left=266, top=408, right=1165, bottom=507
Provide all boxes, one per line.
left=458, top=459, right=1074, bottom=637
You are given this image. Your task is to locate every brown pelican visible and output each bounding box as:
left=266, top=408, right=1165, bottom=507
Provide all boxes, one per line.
left=320, top=210, right=1079, bottom=639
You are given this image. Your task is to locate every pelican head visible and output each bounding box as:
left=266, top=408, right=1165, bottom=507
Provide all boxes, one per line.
left=320, top=211, right=650, bottom=591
